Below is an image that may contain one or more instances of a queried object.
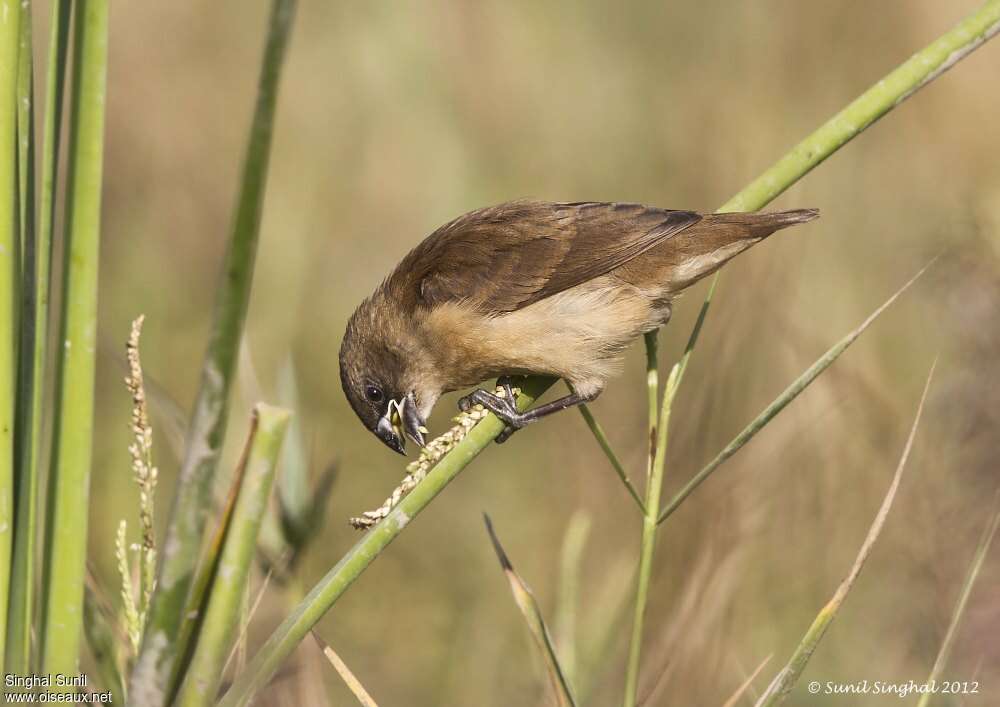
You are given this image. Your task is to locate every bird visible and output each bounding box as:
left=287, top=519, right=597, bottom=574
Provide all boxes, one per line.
left=339, top=200, right=818, bottom=453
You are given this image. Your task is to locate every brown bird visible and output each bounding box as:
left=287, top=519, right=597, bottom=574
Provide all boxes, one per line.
left=339, top=200, right=818, bottom=453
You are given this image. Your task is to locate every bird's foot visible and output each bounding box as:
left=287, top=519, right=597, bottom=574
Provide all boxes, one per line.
left=458, top=377, right=524, bottom=443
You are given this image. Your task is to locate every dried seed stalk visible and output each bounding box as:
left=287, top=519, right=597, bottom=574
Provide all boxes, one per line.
left=350, top=387, right=517, bottom=529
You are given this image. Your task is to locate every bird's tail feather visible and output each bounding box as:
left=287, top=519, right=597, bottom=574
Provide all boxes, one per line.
left=661, top=208, right=819, bottom=292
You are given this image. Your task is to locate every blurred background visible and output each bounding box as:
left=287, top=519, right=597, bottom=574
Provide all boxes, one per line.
left=70, top=0, right=1000, bottom=704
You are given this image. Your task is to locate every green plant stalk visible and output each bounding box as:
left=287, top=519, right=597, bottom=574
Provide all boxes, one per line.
left=0, top=0, right=23, bottom=675
left=8, top=0, right=36, bottom=676
left=39, top=0, right=109, bottom=683
left=217, top=377, right=555, bottom=707
left=657, top=263, right=931, bottom=525
left=622, top=363, right=679, bottom=707
left=15, top=0, right=31, bottom=259
left=756, top=362, right=935, bottom=707
left=16, top=0, right=70, bottom=674
left=23, top=10, right=73, bottom=618
left=221, top=4, right=1000, bottom=699
left=131, top=1, right=297, bottom=701
left=915, top=502, right=1000, bottom=707
left=174, top=405, right=290, bottom=707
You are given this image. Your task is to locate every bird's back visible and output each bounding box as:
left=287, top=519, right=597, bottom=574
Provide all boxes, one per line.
left=375, top=201, right=818, bottom=395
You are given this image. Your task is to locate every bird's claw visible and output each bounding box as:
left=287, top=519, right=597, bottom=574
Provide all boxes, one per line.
left=458, top=377, right=525, bottom=443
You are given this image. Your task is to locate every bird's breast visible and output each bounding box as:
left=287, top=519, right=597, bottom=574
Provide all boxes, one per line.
left=419, top=276, right=670, bottom=391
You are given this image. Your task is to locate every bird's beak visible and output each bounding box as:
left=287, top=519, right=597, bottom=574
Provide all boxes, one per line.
left=375, top=393, right=427, bottom=455
left=401, top=392, right=427, bottom=448
left=375, top=412, right=405, bottom=455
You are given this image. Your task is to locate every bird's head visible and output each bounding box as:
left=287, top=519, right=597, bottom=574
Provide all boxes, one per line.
left=339, top=302, right=431, bottom=455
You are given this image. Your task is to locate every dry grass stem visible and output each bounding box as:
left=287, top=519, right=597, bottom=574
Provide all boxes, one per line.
left=721, top=655, right=773, bottom=707
left=312, top=631, right=381, bottom=707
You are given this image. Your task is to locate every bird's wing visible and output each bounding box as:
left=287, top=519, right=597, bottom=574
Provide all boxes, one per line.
left=400, top=200, right=701, bottom=314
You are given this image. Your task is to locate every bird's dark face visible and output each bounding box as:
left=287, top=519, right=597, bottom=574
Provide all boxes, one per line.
left=339, top=308, right=427, bottom=454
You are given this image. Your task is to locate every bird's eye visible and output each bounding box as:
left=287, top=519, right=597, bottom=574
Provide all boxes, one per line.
left=365, top=385, right=384, bottom=403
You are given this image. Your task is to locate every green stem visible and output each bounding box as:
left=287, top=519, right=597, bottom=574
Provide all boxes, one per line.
left=8, top=0, right=36, bottom=675
left=21, top=0, right=71, bottom=679
left=174, top=405, right=291, bottom=707
left=131, top=1, right=297, bottom=702
left=622, top=364, right=679, bottom=707
left=0, top=0, right=23, bottom=674
left=217, top=377, right=555, bottom=707
left=221, top=2, right=1000, bottom=700
left=39, top=0, right=109, bottom=684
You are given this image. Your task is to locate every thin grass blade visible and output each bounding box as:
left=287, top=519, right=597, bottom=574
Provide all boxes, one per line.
left=914, top=498, right=1000, bottom=707
left=39, top=0, right=110, bottom=683
left=0, top=0, right=23, bottom=673
left=174, top=404, right=291, bottom=707
left=484, top=514, right=577, bottom=707
left=658, top=263, right=932, bottom=525
left=755, top=361, right=936, bottom=706
left=311, top=631, right=380, bottom=707
left=132, top=1, right=298, bottom=701
left=721, top=655, right=772, bottom=707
